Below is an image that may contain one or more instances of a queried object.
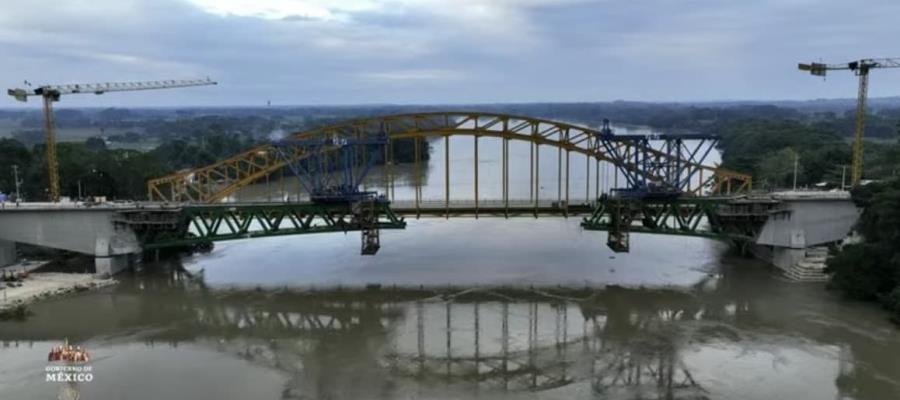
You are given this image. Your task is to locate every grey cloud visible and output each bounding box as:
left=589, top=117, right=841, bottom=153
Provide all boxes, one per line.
left=0, top=0, right=899, bottom=107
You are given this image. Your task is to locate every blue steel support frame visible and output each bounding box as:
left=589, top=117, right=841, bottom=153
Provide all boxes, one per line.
left=272, top=130, right=388, bottom=202
left=592, top=119, right=719, bottom=198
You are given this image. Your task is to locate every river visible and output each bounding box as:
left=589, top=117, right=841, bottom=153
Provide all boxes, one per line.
left=1, top=123, right=899, bottom=399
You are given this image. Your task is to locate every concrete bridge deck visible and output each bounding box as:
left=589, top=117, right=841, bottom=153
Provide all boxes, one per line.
left=0, top=191, right=860, bottom=277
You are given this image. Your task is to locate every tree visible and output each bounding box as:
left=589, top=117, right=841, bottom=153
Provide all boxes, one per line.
left=0, top=139, right=31, bottom=195
left=85, top=136, right=107, bottom=151
left=718, top=119, right=852, bottom=188
left=755, top=148, right=800, bottom=190
left=10, top=130, right=44, bottom=147
left=827, top=179, right=900, bottom=324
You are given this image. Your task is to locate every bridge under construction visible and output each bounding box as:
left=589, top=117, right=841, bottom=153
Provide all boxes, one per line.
left=0, top=112, right=858, bottom=277
left=136, top=112, right=753, bottom=254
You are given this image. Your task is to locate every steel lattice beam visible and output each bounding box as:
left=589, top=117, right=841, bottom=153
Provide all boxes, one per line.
left=581, top=196, right=755, bottom=252
left=120, top=202, right=406, bottom=250
left=147, top=112, right=752, bottom=203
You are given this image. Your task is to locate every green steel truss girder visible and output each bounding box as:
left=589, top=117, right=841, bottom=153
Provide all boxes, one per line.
left=580, top=196, right=752, bottom=252
left=131, top=202, right=406, bottom=250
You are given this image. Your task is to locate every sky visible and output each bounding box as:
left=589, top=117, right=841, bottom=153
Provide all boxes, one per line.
left=1, top=0, right=899, bottom=107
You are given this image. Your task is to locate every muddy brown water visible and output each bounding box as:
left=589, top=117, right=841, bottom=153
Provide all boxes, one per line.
left=0, top=218, right=898, bottom=400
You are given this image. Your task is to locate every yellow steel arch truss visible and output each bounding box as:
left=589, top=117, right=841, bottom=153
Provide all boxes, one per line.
left=147, top=112, right=752, bottom=203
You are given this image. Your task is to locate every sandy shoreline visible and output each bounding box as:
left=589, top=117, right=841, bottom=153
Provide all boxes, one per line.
left=0, top=271, right=117, bottom=314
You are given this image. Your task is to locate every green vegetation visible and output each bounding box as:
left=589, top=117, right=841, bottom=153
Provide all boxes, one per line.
left=717, top=119, right=854, bottom=189
left=0, top=112, right=429, bottom=200
left=1, top=140, right=167, bottom=200
left=0, top=102, right=898, bottom=199
left=826, top=179, right=900, bottom=324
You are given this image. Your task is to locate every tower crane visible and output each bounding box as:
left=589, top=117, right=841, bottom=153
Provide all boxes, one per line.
left=7, top=78, right=217, bottom=201
left=799, top=58, right=900, bottom=186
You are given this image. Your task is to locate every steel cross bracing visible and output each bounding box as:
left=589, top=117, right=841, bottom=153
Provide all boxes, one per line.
left=119, top=202, right=406, bottom=251
left=147, top=112, right=752, bottom=204
left=272, top=130, right=388, bottom=203
left=592, top=119, right=721, bottom=198
left=270, top=129, right=393, bottom=253
left=581, top=196, right=756, bottom=252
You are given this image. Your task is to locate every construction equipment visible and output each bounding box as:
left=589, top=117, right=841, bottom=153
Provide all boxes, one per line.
left=272, top=130, right=398, bottom=255
left=593, top=118, right=721, bottom=199
left=799, top=58, right=900, bottom=186
left=273, top=131, right=388, bottom=203
left=7, top=78, right=216, bottom=201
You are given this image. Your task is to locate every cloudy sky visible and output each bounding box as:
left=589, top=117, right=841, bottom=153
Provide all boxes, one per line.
left=1, top=0, right=899, bottom=107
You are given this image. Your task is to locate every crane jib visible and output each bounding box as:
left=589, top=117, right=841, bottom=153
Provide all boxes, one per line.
left=3, top=77, right=216, bottom=202
left=7, top=78, right=216, bottom=100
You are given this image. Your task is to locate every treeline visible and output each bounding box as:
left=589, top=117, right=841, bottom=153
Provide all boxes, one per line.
left=826, top=179, right=900, bottom=324
left=480, top=102, right=900, bottom=139
left=0, top=138, right=162, bottom=200
left=5, top=102, right=900, bottom=141
left=0, top=131, right=428, bottom=201
left=717, top=119, right=853, bottom=189
left=0, top=135, right=245, bottom=200
left=1, top=103, right=898, bottom=198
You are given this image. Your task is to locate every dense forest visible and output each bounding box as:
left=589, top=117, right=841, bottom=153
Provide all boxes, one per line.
left=827, top=180, right=900, bottom=324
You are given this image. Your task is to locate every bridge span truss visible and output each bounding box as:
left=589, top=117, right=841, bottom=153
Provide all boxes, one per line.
left=137, top=112, right=755, bottom=255
left=581, top=196, right=767, bottom=252
left=118, top=202, right=406, bottom=252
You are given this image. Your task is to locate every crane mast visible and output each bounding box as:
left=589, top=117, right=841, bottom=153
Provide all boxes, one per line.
left=799, top=58, right=900, bottom=186
left=7, top=78, right=216, bottom=201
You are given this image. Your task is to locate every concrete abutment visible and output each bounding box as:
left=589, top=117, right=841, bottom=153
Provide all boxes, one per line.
left=0, top=239, right=15, bottom=267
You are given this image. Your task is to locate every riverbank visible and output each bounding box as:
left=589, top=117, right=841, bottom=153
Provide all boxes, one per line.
left=0, top=267, right=117, bottom=319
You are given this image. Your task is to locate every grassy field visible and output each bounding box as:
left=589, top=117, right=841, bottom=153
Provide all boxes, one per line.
left=107, top=138, right=161, bottom=152
left=0, top=118, right=161, bottom=151
left=0, top=120, right=133, bottom=142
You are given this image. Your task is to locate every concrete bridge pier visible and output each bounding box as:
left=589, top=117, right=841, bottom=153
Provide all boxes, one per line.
left=94, top=255, right=131, bottom=277
left=753, top=191, right=860, bottom=281
left=0, top=239, right=15, bottom=267
left=93, top=237, right=133, bottom=277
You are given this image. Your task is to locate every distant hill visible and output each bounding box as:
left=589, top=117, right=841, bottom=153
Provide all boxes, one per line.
left=682, top=97, right=900, bottom=113
left=3, top=96, right=900, bottom=116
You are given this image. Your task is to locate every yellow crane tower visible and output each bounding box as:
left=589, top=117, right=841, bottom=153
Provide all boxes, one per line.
left=799, top=58, right=900, bottom=186
left=7, top=78, right=217, bottom=201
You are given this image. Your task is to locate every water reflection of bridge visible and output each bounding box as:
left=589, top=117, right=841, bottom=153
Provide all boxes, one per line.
left=4, top=268, right=733, bottom=398
left=163, top=285, right=714, bottom=399
left=1, top=267, right=876, bottom=399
